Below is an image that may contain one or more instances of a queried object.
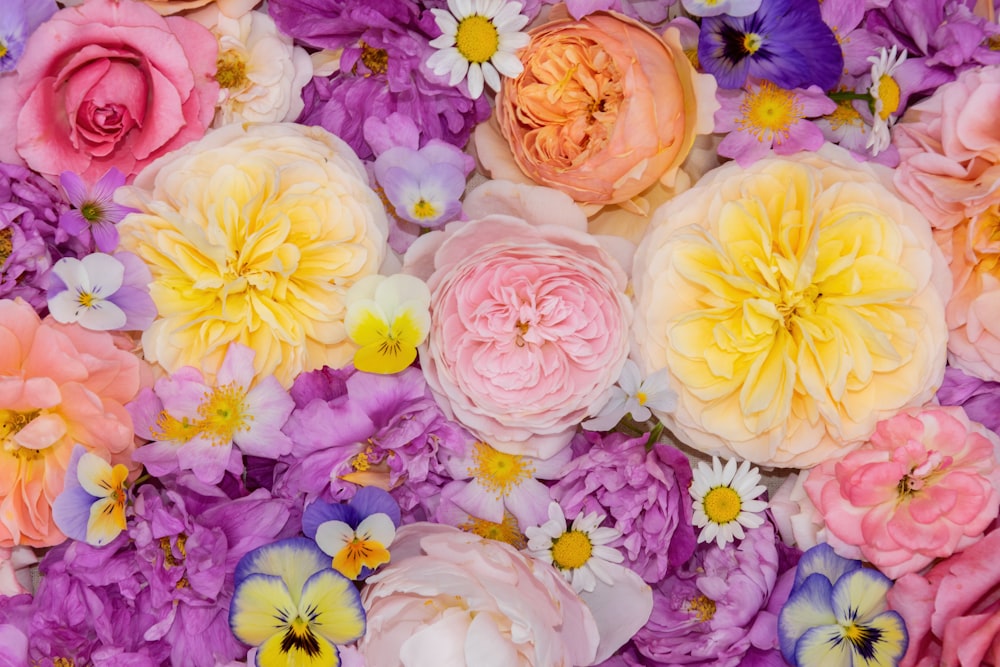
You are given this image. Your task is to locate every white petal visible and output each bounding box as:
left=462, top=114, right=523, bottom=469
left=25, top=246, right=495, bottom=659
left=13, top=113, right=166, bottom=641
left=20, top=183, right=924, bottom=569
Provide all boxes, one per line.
left=76, top=452, right=115, bottom=499
left=481, top=61, right=501, bottom=93
left=314, top=520, right=355, bottom=557
left=76, top=299, right=127, bottom=331
left=579, top=564, right=653, bottom=664
left=490, top=49, right=524, bottom=78
left=356, top=513, right=396, bottom=547
left=466, top=64, right=485, bottom=99
left=81, top=252, right=125, bottom=294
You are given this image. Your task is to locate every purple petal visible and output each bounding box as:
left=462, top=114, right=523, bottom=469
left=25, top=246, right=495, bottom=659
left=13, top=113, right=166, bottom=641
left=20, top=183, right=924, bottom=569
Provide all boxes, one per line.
left=90, top=168, right=128, bottom=204
left=91, top=222, right=120, bottom=254
left=303, top=501, right=360, bottom=538
left=349, top=486, right=401, bottom=527
left=59, top=171, right=89, bottom=207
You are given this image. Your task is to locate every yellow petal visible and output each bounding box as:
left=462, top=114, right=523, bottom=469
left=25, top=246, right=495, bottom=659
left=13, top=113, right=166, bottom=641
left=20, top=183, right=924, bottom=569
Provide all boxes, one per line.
left=86, top=496, right=127, bottom=546
left=299, top=569, right=366, bottom=645
left=353, top=341, right=417, bottom=375
left=256, top=624, right=341, bottom=667
left=231, top=573, right=298, bottom=646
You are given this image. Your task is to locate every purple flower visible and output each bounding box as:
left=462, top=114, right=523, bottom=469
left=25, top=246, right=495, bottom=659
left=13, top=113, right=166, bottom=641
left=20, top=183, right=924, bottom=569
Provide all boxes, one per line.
left=937, top=365, right=1000, bottom=435
left=550, top=432, right=697, bottom=583
left=0, top=161, right=84, bottom=312
left=58, top=168, right=136, bottom=253
left=632, top=520, right=796, bottom=666
left=275, top=365, right=472, bottom=522
left=0, top=0, right=57, bottom=73
left=46, top=251, right=156, bottom=332
left=268, top=0, right=423, bottom=51
left=699, top=0, right=844, bottom=90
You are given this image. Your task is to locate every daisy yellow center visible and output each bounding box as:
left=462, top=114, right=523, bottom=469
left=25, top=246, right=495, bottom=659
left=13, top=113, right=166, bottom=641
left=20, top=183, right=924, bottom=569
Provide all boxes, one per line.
left=876, top=75, right=901, bottom=119
left=687, top=595, right=717, bottom=622
left=458, top=513, right=527, bottom=549
left=197, top=382, right=251, bottom=446
left=551, top=530, right=593, bottom=570
left=742, top=33, right=763, bottom=55
left=469, top=442, right=534, bottom=497
left=455, top=15, right=499, bottom=64
left=703, top=486, right=742, bottom=524
left=215, top=50, right=248, bottom=90
left=0, top=228, right=12, bottom=264
left=737, top=81, right=803, bottom=143
left=412, top=199, right=438, bottom=220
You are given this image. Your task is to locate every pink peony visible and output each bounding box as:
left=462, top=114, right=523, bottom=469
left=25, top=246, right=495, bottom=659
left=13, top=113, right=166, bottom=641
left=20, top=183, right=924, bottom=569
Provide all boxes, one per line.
left=403, top=181, right=632, bottom=459
left=888, top=525, right=1000, bottom=666
left=0, top=0, right=218, bottom=185
left=359, top=522, right=601, bottom=666
left=0, top=298, right=145, bottom=547
left=804, top=406, right=1000, bottom=579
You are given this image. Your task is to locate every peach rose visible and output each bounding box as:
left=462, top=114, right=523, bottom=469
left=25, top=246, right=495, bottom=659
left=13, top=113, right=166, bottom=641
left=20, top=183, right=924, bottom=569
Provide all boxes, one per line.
left=0, top=0, right=218, bottom=185
left=359, top=523, right=601, bottom=667
left=0, top=298, right=144, bottom=547
left=475, top=6, right=716, bottom=210
left=404, top=181, right=631, bottom=459
left=632, top=144, right=951, bottom=468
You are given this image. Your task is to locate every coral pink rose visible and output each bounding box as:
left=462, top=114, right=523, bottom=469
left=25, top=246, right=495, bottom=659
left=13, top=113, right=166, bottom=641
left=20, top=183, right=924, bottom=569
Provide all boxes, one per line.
left=804, top=406, right=1000, bottom=579
left=894, top=66, right=1000, bottom=381
left=0, top=0, right=218, bottom=185
left=888, top=525, right=1000, bottom=666
left=359, top=523, right=601, bottom=667
left=476, top=6, right=716, bottom=209
left=0, top=298, right=144, bottom=547
left=404, top=180, right=632, bottom=459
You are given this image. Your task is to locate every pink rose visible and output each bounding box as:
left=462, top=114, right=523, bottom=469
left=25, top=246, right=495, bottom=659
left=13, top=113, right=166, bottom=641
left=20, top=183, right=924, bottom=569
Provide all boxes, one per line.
left=888, top=525, right=1000, bottom=666
left=403, top=181, right=632, bottom=459
left=0, top=0, right=219, bottom=185
left=359, top=523, right=601, bottom=666
left=804, top=406, right=1000, bottom=579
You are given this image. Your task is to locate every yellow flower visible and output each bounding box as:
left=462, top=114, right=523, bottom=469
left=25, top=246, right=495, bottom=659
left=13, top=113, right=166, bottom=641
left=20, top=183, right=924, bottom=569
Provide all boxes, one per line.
left=344, top=274, right=431, bottom=374
left=118, top=123, right=388, bottom=387
left=632, top=144, right=950, bottom=467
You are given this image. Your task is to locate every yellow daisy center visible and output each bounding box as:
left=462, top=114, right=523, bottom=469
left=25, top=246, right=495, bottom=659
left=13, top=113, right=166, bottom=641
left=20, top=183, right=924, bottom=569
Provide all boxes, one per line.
left=215, top=50, right=248, bottom=90
left=412, top=199, right=438, bottom=220
left=687, top=594, right=717, bottom=622
left=458, top=513, right=527, bottom=549
left=551, top=530, right=593, bottom=570
left=455, top=15, right=499, bottom=64
left=742, top=32, right=763, bottom=55
left=738, top=81, right=803, bottom=143
left=703, top=486, right=742, bottom=524
left=468, top=441, right=534, bottom=498
left=197, top=382, right=252, bottom=446
left=877, top=75, right=901, bottom=120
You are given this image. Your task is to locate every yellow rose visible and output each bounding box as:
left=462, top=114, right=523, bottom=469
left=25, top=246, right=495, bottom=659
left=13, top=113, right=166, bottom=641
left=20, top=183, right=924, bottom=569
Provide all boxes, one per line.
left=475, top=7, right=716, bottom=211
left=118, top=122, right=388, bottom=387
left=632, top=144, right=951, bottom=468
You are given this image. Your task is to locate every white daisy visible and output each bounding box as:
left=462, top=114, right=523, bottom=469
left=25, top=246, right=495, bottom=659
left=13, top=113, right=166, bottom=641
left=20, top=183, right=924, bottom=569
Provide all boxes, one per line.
left=426, top=0, right=531, bottom=99
left=865, top=45, right=907, bottom=156
left=690, top=456, right=768, bottom=548
left=525, top=502, right=624, bottom=594
left=582, top=359, right=678, bottom=432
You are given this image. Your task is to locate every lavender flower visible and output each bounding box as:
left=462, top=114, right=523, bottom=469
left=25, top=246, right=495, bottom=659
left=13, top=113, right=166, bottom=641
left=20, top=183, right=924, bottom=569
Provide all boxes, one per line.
left=47, top=251, right=157, bottom=331
left=275, top=365, right=472, bottom=522
left=550, top=432, right=697, bottom=583
left=58, top=168, right=136, bottom=253
left=698, top=0, right=844, bottom=90
left=268, top=0, right=423, bottom=51
left=937, top=365, right=1000, bottom=435
left=632, top=520, right=797, bottom=666
left=0, top=161, right=84, bottom=312
left=0, top=0, right=57, bottom=72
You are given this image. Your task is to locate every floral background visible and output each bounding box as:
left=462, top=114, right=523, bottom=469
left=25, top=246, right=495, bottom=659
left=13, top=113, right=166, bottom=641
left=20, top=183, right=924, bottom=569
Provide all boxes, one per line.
left=1, top=0, right=1000, bottom=665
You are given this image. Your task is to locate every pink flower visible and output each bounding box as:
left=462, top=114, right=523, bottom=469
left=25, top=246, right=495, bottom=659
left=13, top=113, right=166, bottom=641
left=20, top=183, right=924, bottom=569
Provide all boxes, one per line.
left=359, top=523, right=601, bottom=666
left=0, top=298, right=145, bottom=547
left=403, top=181, right=632, bottom=459
left=888, top=525, right=1000, bottom=667
left=804, top=406, right=1000, bottom=579
left=0, top=0, right=218, bottom=185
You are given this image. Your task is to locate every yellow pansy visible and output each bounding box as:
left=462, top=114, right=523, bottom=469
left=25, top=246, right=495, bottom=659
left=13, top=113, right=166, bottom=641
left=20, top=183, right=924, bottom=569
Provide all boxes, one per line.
left=344, top=273, right=431, bottom=374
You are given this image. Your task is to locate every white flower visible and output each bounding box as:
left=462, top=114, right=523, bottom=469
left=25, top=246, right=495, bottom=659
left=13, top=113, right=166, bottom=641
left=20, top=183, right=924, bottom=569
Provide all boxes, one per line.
left=582, top=359, right=677, bottom=431
left=426, top=0, right=530, bottom=99
left=47, top=253, right=127, bottom=331
left=526, top=502, right=624, bottom=594
left=681, top=0, right=761, bottom=17
left=866, top=45, right=906, bottom=157
left=690, top=456, right=768, bottom=548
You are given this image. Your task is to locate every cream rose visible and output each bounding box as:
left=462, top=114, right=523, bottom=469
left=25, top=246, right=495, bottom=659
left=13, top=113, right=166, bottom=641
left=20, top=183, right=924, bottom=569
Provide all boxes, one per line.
left=632, top=144, right=951, bottom=468
left=117, top=122, right=388, bottom=387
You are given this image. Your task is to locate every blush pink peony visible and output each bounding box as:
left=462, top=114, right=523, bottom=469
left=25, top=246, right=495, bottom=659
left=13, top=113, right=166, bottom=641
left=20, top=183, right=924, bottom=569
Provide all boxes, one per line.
left=403, top=181, right=632, bottom=459
left=804, top=406, right=1000, bottom=579
left=888, top=525, right=1000, bottom=667
left=0, top=0, right=218, bottom=185
left=359, top=523, right=601, bottom=667
left=0, top=298, right=144, bottom=547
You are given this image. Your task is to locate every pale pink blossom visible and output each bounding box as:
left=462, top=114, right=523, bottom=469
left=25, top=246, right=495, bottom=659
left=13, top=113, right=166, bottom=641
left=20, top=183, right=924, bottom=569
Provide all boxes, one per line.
left=804, top=406, right=1000, bottom=579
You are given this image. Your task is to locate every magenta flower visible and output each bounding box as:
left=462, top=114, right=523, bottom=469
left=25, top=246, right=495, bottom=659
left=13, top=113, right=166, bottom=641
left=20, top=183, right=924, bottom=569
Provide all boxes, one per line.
left=804, top=406, right=1000, bottom=579
left=936, top=365, right=1000, bottom=436
left=715, top=81, right=837, bottom=166
left=550, top=431, right=697, bottom=583
left=58, top=168, right=137, bottom=253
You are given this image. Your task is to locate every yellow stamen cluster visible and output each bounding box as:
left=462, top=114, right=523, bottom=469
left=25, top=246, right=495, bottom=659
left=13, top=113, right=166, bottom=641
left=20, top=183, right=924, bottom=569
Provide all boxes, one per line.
left=737, top=81, right=803, bottom=144
left=687, top=595, right=717, bottom=622
left=458, top=512, right=527, bottom=549
left=467, top=441, right=534, bottom=499
left=215, top=50, right=249, bottom=90
left=550, top=530, right=593, bottom=570
left=703, top=486, right=742, bottom=524
left=455, top=15, right=499, bottom=64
